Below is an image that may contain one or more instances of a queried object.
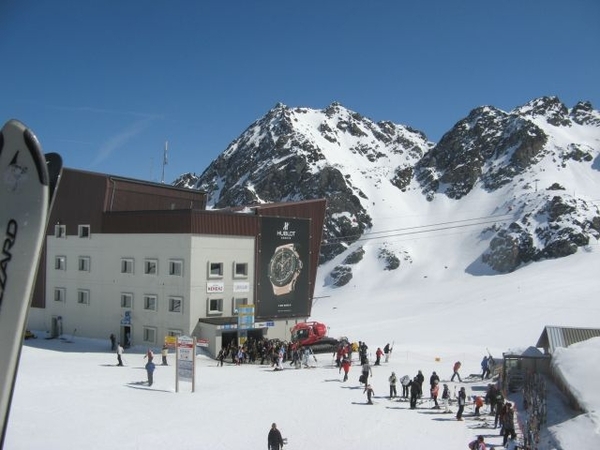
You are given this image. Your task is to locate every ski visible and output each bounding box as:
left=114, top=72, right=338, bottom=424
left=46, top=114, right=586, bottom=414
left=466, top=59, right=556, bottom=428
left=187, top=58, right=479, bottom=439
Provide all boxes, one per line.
left=0, top=119, right=62, bottom=446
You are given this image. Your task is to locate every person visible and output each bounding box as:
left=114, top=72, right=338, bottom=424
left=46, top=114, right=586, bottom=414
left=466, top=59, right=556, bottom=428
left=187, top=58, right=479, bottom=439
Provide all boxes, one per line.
left=109, top=333, right=116, bottom=351
left=474, top=395, right=484, bottom=416
left=340, top=357, right=351, bottom=382
left=383, top=342, right=391, bottom=363
left=415, top=370, right=425, bottom=398
left=161, top=344, right=169, bottom=365
left=456, top=386, right=466, bottom=420
left=388, top=371, right=398, bottom=399
left=400, top=375, right=411, bottom=398
left=451, top=361, right=462, bottom=382
left=374, top=347, right=383, bottom=365
left=116, top=342, right=124, bottom=366
left=502, top=402, right=517, bottom=446
left=409, top=377, right=420, bottom=409
left=217, top=348, right=225, bottom=367
left=485, top=384, right=498, bottom=414
left=144, top=348, right=154, bottom=363
left=494, top=390, right=505, bottom=429
left=429, top=371, right=440, bottom=390
left=430, top=379, right=440, bottom=409
left=441, top=383, right=451, bottom=412
left=267, top=423, right=284, bottom=450
left=359, top=341, right=368, bottom=365
left=468, top=435, right=487, bottom=450
left=361, top=359, right=372, bottom=385
left=364, top=384, right=375, bottom=404
left=145, top=359, right=155, bottom=386
left=481, top=356, right=490, bottom=379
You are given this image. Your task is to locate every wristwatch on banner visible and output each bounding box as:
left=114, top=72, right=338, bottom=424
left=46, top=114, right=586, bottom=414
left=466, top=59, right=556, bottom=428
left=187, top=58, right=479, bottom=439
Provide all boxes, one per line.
left=268, top=243, right=303, bottom=296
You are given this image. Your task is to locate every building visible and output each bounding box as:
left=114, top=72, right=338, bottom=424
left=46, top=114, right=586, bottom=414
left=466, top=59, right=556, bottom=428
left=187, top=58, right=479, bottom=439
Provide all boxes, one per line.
left=28, top=168, right=327, bottom=356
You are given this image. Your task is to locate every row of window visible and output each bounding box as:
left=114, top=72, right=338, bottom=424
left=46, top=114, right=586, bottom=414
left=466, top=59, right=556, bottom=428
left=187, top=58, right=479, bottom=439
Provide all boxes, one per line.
left=142, top=327, right=183, bottom=344
left=53, top=288, right=248, bottom=316
left=54, top=255, right=249, bottom=279
left=55, top=224, right=90, bottom=238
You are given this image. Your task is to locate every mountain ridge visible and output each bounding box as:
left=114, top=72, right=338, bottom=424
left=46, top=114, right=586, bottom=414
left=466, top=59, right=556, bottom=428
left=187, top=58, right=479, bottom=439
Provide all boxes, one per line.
left=174, top=96, right=600, bottom=279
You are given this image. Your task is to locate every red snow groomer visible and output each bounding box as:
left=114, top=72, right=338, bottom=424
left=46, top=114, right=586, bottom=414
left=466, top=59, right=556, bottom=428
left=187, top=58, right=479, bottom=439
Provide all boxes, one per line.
left=290, top=321, right=341, bottom=354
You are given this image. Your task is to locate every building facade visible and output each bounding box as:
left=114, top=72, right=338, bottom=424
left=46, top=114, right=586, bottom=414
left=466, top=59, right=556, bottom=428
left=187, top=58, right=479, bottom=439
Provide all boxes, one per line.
left=27, top=168, right=327, bottom=356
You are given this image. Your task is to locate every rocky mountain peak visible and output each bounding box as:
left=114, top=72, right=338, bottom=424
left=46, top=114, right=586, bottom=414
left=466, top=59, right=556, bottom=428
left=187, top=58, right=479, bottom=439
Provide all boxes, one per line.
left=174, top=97, right=600, bottom=276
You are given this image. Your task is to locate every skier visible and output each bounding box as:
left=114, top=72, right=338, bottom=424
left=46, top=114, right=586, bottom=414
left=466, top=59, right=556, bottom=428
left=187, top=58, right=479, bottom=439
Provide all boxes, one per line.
left=116, top=342, right=124, bottom=366
left=145, top=360, right=155, bottom=386
left=144, top=348, right=154, bottom=363
left=441, top=383, right=451, bottom=412
left=409, top=377, right=420, bottom=409
left=474, top=395, right=484, bottom=416
left=415, top=370, right=425, bottom=398
left=400, top=375, right=411, bottom=398
left=481, top=356, right=490, bottom=379
left=374, top=347, right=383, bottom=365
left=501, top=403, right=517, bottom=447
left=360, top=359, right=372, bottom=385
left=340, top=357, right=351, bottom=382
left=364, top=384, right=375, bottom=404
left=430, top=379, right=440, bottom=409
left=388, top=371, right=398, bottom=399
left=161, top=344, right=169, bottom=366
left=109, top=333, right=116, bottom=351
left=451, top=361, right=462, bottom=382
left=267, top=423, right=284, bottom=450
left=494, top=390, right=505, bottom=429
left=429, top=371, right=440, bottom=390
left=383, top=342, right=391, bottom=362
left=456, top=386, right=466, bottom=420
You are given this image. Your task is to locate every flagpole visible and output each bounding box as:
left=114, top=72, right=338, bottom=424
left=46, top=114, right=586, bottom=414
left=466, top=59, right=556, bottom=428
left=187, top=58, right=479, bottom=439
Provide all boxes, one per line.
left=161, top=141, right=168, bottom=183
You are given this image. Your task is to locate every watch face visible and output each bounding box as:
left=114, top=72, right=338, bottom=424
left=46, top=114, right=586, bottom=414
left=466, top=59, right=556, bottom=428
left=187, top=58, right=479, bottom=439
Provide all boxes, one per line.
left=268, top=247, right=301, bottom=287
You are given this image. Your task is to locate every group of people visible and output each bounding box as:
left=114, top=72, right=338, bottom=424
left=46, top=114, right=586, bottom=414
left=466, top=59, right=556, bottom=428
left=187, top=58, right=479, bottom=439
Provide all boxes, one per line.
left=111, top=336, right=170, bottom=387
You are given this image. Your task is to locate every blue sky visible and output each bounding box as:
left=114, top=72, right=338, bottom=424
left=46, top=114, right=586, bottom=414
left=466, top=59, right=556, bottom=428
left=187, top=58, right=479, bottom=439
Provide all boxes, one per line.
left=1, top=0, right=599, bottom=183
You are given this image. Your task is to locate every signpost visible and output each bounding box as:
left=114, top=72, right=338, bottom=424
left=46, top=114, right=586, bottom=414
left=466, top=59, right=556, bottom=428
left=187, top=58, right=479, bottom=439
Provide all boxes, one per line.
left=176, top=336, right=196, bottom=393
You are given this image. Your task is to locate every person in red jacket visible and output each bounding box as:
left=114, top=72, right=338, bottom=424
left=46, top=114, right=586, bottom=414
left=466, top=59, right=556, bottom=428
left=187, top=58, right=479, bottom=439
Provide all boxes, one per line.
left=375, top=347, right=384, bottom=365
left=430, top=380, right=440, bottom=409
left=451, top=361, right=462, bottom=382
left=339, top=357, right=351, bottom=382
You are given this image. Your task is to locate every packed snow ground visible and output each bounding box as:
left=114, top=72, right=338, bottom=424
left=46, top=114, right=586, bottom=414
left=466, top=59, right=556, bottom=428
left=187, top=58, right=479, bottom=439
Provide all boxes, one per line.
left=5, top=245, right=600, bottom=450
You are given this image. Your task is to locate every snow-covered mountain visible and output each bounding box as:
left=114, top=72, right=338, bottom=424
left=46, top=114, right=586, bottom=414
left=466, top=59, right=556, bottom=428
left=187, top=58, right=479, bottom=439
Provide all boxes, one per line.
left=174, top=97, right=600, bottom=280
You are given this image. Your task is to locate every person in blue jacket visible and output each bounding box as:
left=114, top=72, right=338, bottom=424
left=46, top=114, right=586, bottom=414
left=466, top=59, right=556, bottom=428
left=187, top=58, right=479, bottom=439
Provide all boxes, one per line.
left=145, top=360, right=155, bottom=386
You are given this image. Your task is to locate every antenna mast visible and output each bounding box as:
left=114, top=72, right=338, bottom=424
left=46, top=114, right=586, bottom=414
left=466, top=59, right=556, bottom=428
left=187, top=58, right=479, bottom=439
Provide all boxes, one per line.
left=161, top=141, right=168, bottom=184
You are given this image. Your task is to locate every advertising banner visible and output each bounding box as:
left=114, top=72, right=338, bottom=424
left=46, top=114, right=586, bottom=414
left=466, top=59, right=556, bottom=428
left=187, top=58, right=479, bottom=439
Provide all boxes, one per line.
left=257, top=217, right=310, bottom=318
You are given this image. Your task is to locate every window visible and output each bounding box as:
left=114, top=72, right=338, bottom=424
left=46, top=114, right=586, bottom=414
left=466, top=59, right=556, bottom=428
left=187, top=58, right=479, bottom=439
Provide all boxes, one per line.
left=78, top=256, right=90, bottom=272
left=121, top=258, right=134, bottom=274
left=55, top=256, right=66, bottom=270
left=78, top=225, right=90, bottom=238
left=121, top=293, right=133, bottom=309
left=167, top=329, right=182, bottom=338
left=144, top=259, right=158, bottom=275
left=54, top=224, right=66, bottom=238
left=234, top=262, right=248, bottom=278
left=208, top=298, right=223, bottom=315
left=143, top=295, right=157, bottom=311
left=77, top=289, right=90, bottom=305
left=169, top=259, right=183, bottom=276
left=232, top=297, right=248, bottom=315
left=208, top=262, right=223, bottom=278
left=168, top=296, right=183, bottom=313
left=54, top=288, right=65, bottom=303
left=143, top=327, right=156, bottom=344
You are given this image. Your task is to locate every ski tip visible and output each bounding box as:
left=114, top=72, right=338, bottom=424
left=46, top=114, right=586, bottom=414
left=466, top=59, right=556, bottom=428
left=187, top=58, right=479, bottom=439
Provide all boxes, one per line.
left=1, top=119, right=48, bottom=186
